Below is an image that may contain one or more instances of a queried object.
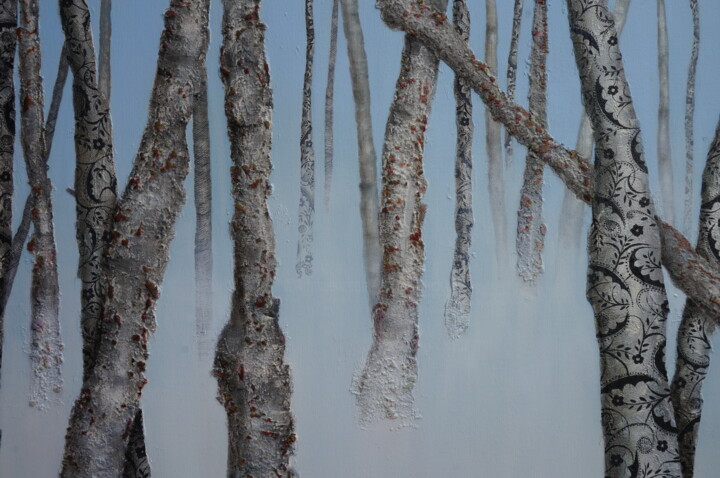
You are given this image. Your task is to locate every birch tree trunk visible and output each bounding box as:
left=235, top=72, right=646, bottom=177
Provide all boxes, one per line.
left=656, top=0, right=674, bottom=224
left=324, top=0, right=338, bottom=209
left=213, top=1, right=297, bottom=475
left=503, top=0, right=523, bottom=162
left=61, top=1, right=210, bottom=475
left=683, top=0, right=699, bottom=234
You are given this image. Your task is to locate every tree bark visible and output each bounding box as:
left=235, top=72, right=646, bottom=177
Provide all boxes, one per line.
left=213, top=1, right=297, bottom=475
left=324, top=0, right=338, bottom=210
left=683, top=0, right=699, bottom=234
left=98, top=0, right=111, bottom=103
left=503, top=0, right=523, bottom=162
left=656, top=0, right=674, bottom=224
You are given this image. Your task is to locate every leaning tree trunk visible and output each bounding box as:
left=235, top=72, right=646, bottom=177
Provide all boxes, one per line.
left=671, top=120, right=720, bottom=478
left=61, top=2, right=210, bottom=476
left=567, top=1, right=681, bottom=475
left=212, top=0, right=297, bottom=475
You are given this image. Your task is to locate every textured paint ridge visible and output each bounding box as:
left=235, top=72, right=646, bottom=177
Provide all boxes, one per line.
left=670, top=120, right=720, bottom=478
left=444, top=0, right=473, bottom=339
left=213, top=1, right=297, bottom=475
left=61, top=2, right=210, bottom=475
left=353, top=0, right=447, bottom=426
left=340, top=0, right=381, bottom=306
left=516, top=0, right=548, bottom=284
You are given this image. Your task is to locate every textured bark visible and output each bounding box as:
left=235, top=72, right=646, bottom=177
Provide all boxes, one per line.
left=656, top=0, right=674, bottom=224
left=193, top=71, right=212, bottom=357
left=516, top=0, right=548, bottom=283
left=61, top=2, right=210, bottom=476
left=45, top=44, right=69, bottom=161
left=567, top=1, right=680, bottom=475
left=503, top=0, right=523, bottom=162
left=98, top=0, right=111, bottom=103
left=18, top=0, right=63, bottom=409
left=485, top=0, right=507, bottom=266
left=444, top=0, right=473, bottom=339
left=683, top=0, right=699, bottom=234
left=0, top=195, right=31, bottom=323
left=353, top=0, right=446, bottom=426
left=324, top=0, right=338, bottom=209
left=213, top=1, right=297, bottom=475
left=670, top=120, right=720, bottom=478
left=296, top=0, right=315, bottom=277
left=340, top=0, right=381, bottom=306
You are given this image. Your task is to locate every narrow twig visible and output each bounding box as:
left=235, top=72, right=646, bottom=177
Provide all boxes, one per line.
left=683, top=0, right=699, bottom=234
left=324, top=0, right=338, bottom=210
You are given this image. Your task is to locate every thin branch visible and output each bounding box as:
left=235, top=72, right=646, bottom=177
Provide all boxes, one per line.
left=683, top=0, right=699, bottom=234
left=98, top=0, right=111, bottom=102
left=324, top=0, right=338, bottom=209
left=503, top=0, right=523, bottom=162
left=657, top=0, right=674, bottom=224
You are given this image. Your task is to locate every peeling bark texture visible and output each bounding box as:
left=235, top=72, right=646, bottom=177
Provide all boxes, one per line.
left=375, top=0, right=720, bottom=334
left=0, top=0, right=17, bottom=381
left=567, top=1, right=680, bottom=475
left=60, top=2, right=210, bottom=476
left=503, top=0, right=523, bottom=162
left=670, top=120, right=720, bottom=478
left=193, top=71, right=212, bottom=356
left=557, top=0, right=629, bottom=259
left=352, top=0, right=447, bottom=426
left=516, top=0, right=548, bottom=284
left=340, top=0, right=381, bottom=307
left=444, top=0, right=473, bottom=339
left=98, top=0, right=111, bottom=102
left=324, top=0, right=338, bottom=210
left=296, top=0, right=315, bottom=277
left=18, top=0, right=63, bottom=409
left=485, top=0, right=507, bottom=267
left=656, top=0, right=674, bottom=224
left=122, top=409, right=151, bottom=478
left=213, top=1, right=297, bottom=475
left=683, top=0, right=699, bottom=234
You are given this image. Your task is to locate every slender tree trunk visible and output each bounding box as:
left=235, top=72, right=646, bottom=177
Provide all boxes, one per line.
left=61, top=2, right=210, bottom=475
left=683, top=0, right=699, bottom=234
left=18, top=0, right=63, bottom=410
left=671, top=120, right=720, bottom=478
left=503, top=0, right=523, bottom=163
left=213, top=1, right=297, bottom=475
left=98, top=0, right=111, bottom=103
left=657, top=0, right=674, bottom=224
left=444, top=0, right=473, bottom=339
left=324, top=0, right=338, bottom=210
left=340, top=0, right=381, bottom=307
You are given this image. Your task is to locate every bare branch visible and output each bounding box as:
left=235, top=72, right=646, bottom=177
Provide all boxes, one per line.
left=98, top=0, right=111, bottom=102
left=657, top=0, right=674, bottom=224
left=324, top=0, right=338, bottom=209
left=683, top=0, right=699, bottom=233
left=503, top=0, right=523, bottom=162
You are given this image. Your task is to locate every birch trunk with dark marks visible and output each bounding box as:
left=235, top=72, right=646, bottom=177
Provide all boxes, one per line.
left=98, top=0, right=111, bottom=102
left=61, top=2, right=209, bottom=476
left=516, top=0, right=548, bottom=283
left=213, top=1, right=297, bottom=475
left=0, top=0, right=17, bottom=381
left=352, top=0, right=446, bottom=426
left=670, top=120, right=720, bottom=478
left=193, top=72, right=212, bottom=356
left=485, top=0, right=507, bottom=266
left=296, top=0, right=315, bottom=277
left=567, top=1, right=680, bottom=475
left=340, top=0, right=381, bottom=306
left=683, top=0, right=699, bottom=234
left=324, top=0, right=338, bottom=210
left=557, top=0, right=629, bottom=259
left=444, top=0, right=473, bottom=339
left=656, top=0, right=674, bottom=224
left=375, top=0, right=720, bottom=327
left=18, top=0, right=63, bottom=409
left=503, top=0, right=523, bottom=162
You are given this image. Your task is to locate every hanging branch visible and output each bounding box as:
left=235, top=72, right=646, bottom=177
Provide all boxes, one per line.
left=18, top=0, right=63, bottom=410
left=213, top=1, right=297, bottom=475
left=503, top=0, right=523, bottom=162
left=671, top=119, right=720, bottom=478
left=683, top=0, right=699, bottom=234
left=340, top=0, right=381, bottom=306
left=296, top=0, right=316, bottom=277
left=444, top=0, right=473, bottom=339
left=193, top=70, right=212, bottom=357
left=516, top=0, right=548, bottom=283
left=98, top=0, right=111, bottom=102
left=353, top=0, right=447, bottom=426
left=61, top=1, right=210, bottom=475
left=657, top=0, right=674, bottom=224
left=485, top=0, right=507, bottom=266
left=324, top=0, right=338, bottom=209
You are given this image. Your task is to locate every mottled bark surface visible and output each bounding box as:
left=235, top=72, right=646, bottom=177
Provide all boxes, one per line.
left=516, top=0, right=548, bottom=283
left=61, top=2, right=209, bottom=476
left=503, top=0, right=523, bottom=162
left=213, top=1, right=296, bottom=475
left=656, top=0, right=674, bottom=225
left=98, top=0, right=111, bottom=103
left=324, top=0, right=338, bottom=209
left=568, top=1, right=680, bottom=475
left=18, top=0, right=63, bottom=409
left=340, top=0, right=381, bottom=306
left=671, top=121, right=720, bottom=478
left=353, top=0, right=446, bottom=426
left=683, top=0, right=699, bottom=234
left=444, top=0, right=473, bottom=339
left=296, top=0, right=315, bottom=277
